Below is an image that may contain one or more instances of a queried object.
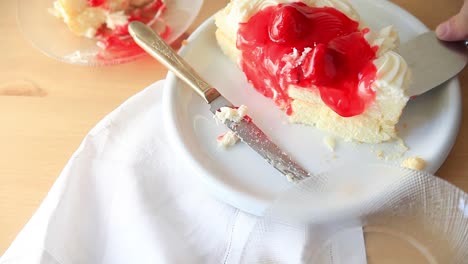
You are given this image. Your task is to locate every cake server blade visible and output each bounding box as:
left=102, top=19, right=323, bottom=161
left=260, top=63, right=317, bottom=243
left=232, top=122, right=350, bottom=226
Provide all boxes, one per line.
left=128, top=21, right=310, bottom=182
left=400, top=31, right=467, bottom=97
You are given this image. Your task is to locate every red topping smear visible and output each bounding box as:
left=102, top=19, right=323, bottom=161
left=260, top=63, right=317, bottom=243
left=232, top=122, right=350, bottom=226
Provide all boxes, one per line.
left=88, top=0, right=106, bottom=7
left=237, top=3, right=378, bottom=117
left=94, top=0, right=170, bottom=61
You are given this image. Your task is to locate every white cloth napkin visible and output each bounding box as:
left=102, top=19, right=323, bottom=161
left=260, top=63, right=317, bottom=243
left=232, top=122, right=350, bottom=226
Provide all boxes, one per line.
left=0, top=81, right=366, bottom=264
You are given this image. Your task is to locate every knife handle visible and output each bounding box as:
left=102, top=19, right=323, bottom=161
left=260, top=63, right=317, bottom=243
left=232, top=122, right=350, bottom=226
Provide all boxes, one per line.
left=128, top=21, right=220, bottom=103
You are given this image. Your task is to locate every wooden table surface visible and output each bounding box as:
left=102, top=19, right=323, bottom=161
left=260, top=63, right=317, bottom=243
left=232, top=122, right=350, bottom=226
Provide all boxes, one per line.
left=0, top=0, right=466, bottom=255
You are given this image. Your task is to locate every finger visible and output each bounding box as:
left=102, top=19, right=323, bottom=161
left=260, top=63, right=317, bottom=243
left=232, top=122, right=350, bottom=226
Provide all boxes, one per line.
left=436, top=1, right=468, bottom=41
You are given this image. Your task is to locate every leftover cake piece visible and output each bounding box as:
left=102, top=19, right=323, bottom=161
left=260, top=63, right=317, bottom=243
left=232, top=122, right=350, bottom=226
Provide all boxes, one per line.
left=50, top=0, right=169, bottom=56
left=51, top=0, right=166, bottom=38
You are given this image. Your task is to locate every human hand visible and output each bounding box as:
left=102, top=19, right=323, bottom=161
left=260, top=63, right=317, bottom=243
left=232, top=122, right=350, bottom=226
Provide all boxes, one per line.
left=435, top=0, right=468, bottom=41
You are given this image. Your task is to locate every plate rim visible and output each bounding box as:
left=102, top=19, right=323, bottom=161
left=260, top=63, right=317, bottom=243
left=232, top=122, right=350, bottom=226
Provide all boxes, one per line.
left=162, top=1, right=462, bottom=216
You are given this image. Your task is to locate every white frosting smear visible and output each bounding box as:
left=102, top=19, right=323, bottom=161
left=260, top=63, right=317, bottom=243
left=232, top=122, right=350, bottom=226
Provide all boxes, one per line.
left=217, top=131, right=240, bottom=148
left=215, top=105, right=249, bottom=123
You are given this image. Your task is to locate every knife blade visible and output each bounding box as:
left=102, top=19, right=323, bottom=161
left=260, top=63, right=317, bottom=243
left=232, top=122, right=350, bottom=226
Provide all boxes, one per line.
left=128, top=21, right=310, bottom=182
left=399, top=31, right=467, bottom=97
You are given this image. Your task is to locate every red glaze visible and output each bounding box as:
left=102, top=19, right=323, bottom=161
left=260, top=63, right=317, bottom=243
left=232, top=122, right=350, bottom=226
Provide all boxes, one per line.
left=88, top=0, right=106, bottom=7
left=232, top=106, right=252, bottom=122
left=237, top=3, right=377, bottom=117
left=94, top=0, right=169, bottom=60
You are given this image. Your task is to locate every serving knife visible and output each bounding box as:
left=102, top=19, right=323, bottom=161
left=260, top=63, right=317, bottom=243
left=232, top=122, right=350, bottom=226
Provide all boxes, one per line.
left=399, top=31, right=467, bottom=97
left=128, top=21, right=310, bottom=182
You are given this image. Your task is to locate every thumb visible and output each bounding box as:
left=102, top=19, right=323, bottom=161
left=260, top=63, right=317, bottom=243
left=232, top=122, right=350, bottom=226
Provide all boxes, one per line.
left=436, top=1, right=468, bottom=41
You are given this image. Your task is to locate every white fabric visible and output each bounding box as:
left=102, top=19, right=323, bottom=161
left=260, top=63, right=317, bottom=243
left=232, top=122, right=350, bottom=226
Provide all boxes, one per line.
left=0, top=81, right=366, bottom=264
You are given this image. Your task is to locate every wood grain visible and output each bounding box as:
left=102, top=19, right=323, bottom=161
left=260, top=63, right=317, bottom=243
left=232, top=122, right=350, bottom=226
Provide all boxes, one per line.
left=0, top=0, right=466, bottom=255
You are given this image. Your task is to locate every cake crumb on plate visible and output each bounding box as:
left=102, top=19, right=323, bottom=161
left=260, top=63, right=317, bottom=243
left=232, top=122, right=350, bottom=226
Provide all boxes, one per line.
left=376, top=150, right=384, bottom=159
left=323, top=136, right=336, bottom=152
left=401, top=156, right=426, bottom=171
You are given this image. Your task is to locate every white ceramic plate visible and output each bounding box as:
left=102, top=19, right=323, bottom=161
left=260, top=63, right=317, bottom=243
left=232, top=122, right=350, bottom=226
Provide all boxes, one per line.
left=17, top=0, right=203, bottom=66
left=163, top=0, right=462, bottom=216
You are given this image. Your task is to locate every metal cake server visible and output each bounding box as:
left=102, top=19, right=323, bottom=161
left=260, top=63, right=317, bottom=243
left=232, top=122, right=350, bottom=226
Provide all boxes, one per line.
left=399, top=31, right=467, bottom=97
left=128, top=21, right=310, bottom=182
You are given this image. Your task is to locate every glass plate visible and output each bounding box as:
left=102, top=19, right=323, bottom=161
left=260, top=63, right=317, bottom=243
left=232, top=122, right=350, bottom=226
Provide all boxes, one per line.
left=240, top=164, right=468, bottom=263
left=17, top=0, right=203, bottom=66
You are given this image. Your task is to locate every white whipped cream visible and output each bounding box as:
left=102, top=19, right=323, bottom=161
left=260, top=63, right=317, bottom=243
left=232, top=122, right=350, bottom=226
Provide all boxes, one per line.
left=50, top=1, right=73, bottom=23
left=106, top=11, right=129, bottom=30
left=314, top=0, right=361, bottom=21
left=217, top=131, right=240, bottom=148
left=366, top=25, right=400, bottom=57
left=215, top=105, right=248, bottom=123
left=374, top=51, right=410, bottom=92
left=84, top=27, right=98, bottom=38
left=281, top=47, right=313, bottom=70
left=50, top=0, right=142, bottom=38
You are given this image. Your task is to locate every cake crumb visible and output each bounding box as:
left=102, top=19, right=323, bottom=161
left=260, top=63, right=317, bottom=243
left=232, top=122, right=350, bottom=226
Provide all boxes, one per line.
left=217, top=131, right=239, bottom=148
left=376, top=150, right=384, bottom=160
left=285, top=173, right=297, bottom=183
left=397, top=138, right=409, bottom=152
left=401, top=156, right=426, bottom=171
left=323, top=136, right=336, bottom=152
left=215, top=105, right=248, bottom=123
left=181, top=39, right=188, bottom=46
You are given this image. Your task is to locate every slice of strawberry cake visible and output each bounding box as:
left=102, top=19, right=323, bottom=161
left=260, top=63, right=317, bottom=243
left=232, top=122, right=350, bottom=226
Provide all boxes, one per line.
left=215, top=0, right=411, bottom=143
